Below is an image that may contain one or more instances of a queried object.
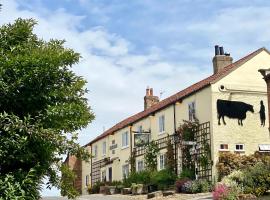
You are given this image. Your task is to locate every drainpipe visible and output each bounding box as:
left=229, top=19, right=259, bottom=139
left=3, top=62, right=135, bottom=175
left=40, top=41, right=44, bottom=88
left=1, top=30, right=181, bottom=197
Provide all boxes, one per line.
left=173, top=103, right=177, bottom=174
left=129, top=125, right=133, bottom=171
left=90, top=145, right=93, bottom=186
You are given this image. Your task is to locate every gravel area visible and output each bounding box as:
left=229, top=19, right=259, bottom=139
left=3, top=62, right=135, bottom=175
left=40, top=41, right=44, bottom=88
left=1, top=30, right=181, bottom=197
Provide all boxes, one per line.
left=42, top=193, right=213, bottom=200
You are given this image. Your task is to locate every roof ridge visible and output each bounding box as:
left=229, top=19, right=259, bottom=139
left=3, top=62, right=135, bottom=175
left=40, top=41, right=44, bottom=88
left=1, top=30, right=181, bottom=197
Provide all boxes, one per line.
left=85, top=47, right=268, bottom=146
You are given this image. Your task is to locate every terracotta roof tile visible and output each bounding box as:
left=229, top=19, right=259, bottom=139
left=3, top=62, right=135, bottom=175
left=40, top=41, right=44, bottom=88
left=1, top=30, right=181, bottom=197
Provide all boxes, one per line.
left=86, top=47, right=267, bottom=146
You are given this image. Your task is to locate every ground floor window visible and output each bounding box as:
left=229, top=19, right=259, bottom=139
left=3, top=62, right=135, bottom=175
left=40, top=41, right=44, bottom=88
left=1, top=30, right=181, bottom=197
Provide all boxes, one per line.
left=137, top=160, right=144, bottom=172
left=122, top=164, right=129, bottom=179
left=235, top=144, right=244, bottom=152
left=159, top=154, right=166, bottom=170
left=259, top=144, right=270, bottom=152
left=85, top=175, right=89, bottom=186
left=101, top=170, right=106, bottom=182
left=219, top=144, right=229, bottom=151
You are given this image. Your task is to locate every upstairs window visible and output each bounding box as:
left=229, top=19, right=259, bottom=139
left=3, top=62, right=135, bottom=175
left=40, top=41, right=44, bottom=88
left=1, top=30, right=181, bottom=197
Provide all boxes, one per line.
left=102, top=141, right=106, bottom=156
left=122, top=131, right=129, bottom=148
left=158, top=115, right=165, bottom=133
left=137, top=125, right=143, bottom=134
left=188, top=102, right=196, bottom=121
left=94, top=145, right=98, bottom=158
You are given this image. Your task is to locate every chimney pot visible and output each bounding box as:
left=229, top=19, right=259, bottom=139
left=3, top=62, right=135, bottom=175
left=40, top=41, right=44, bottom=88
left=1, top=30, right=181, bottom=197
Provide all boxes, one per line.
left=150, top=88, right=153, bottom=96
left=219, top=46, right=224, bottom=55
left=213, top=45, right=233, bottom=74
left=215, top=45, right=220, bottom=55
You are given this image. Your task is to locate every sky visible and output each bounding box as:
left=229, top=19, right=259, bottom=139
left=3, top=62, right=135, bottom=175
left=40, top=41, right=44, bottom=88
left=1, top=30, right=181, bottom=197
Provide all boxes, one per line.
left=1, top=0, right=270, bottom=197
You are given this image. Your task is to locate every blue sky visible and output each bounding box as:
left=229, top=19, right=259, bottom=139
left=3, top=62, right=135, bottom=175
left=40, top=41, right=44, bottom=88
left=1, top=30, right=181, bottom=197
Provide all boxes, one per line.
left=1, top=0, right=270, bottom=197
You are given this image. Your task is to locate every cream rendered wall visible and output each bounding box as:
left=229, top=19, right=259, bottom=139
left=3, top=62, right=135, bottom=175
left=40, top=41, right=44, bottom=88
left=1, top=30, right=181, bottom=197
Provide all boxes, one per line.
left=81, top=145, right=91, bottom=194
left=211, top=50, right=270, bottom=180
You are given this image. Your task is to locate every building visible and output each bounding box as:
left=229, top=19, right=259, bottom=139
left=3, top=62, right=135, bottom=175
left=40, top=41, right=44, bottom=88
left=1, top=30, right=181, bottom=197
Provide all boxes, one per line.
left=67, top=46, right=270, bottom=194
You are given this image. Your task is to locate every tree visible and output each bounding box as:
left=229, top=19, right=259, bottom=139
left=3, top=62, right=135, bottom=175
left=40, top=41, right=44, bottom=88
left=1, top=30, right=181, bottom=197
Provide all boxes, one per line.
left=0, top=18, right=94, bottom=199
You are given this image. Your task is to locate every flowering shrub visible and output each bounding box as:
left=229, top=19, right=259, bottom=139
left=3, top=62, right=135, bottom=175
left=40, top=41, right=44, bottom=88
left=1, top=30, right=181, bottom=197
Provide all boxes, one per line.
left=179, top=179, right=211, bottom=194
left=212, top=183, right=237, bottom=200
left=175, top=178, right=190, bottom=193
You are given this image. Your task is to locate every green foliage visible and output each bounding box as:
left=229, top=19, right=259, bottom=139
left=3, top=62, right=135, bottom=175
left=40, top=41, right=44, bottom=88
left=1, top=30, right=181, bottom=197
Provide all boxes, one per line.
left=123, top=171, right=151, bottom=187
left=151, top=169, right=177, bottom=190
left=129, top=150, right=136, bottom=173
left=165, top=136, right=175, bottom=172
left=60, top=165, right=79, bottom=199
left=216, top=151, right=269, bottom=180
left=144, top=141, right=159, bottom=171
left=180, top=167, right=195, bottom=180
left=181, top=179, right=211, bottom=194
left=87, top=181, right=105, bottom=194
left=0, top=19, right=94, bottom=199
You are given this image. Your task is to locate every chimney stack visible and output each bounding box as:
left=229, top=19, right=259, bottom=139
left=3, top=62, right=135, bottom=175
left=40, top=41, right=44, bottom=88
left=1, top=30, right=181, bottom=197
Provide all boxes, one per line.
left=213, top=45, right=233, bottom=74
left=144, top=87, right=159, bottom=110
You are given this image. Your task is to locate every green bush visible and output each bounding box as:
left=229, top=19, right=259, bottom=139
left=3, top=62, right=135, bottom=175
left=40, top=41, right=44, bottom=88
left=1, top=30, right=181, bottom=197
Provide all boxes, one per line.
left=151, top=169, right=177, bottom=190
left=87, top=181, right=105, bottom=194
left=123, top=170, right=151, bottom=187
left=181, top=179, right=211, bottom=194
left=242, top=162, right=270, bottom=196
left=180, top=167, right=195, bottom=180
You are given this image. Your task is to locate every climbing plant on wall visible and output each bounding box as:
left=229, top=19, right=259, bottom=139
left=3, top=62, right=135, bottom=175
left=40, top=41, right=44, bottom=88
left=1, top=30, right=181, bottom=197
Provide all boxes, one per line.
left=144, top=141, right=159, bottom=171
left=165, top=136, right=175, bottom=172
left=129, top=149, right=136, bottom=173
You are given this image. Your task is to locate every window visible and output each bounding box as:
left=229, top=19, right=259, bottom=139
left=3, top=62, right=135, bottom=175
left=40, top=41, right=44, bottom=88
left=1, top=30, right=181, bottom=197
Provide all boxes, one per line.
left=235, top=144, right=244, bottom=151
left=122, top=164, right=129, bottom=179
left=159, top=154, right=166, bottom=170
left=122, top=131, right=129, bottom=148
left=102, top=141, right=106, bottom=156
left=158, top=115, right=165, bottom=133
left=137, top=160, right=144, bottom=172
left=85, top=175, right=89, bottom=186
left=219, top=144, right=229, bottom=151
left=94, top=145, right=98, bottom=158
left=101, top=170, right=106, bottom=182
left=259, top=144, right=270, bottom=152
left=137, top=125, right=143, bottom=133
left=188, top=102, right=196, bottom=121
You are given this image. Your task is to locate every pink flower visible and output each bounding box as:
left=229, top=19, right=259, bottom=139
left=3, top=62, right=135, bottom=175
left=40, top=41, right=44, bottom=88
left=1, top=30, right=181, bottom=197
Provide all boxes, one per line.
left=212, top=183, right=229, bottom=200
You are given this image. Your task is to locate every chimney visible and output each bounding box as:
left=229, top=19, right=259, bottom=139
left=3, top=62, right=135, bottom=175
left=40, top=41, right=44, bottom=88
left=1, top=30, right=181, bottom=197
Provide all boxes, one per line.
left=213, top=45, right=233, bottom=74
left=144, top=87, right=159, bottom=110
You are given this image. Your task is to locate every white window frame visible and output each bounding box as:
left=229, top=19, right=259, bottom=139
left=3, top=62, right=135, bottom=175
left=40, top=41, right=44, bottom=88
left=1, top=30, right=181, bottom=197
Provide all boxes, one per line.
left=94, top=145, right=98, bottom=159
left=159, top=154, right=166, bottom=170
left=219, top=144, right=229, bottom=151
left=188, top=102, right=196, bottom=121
left=259, top=144, right=270, bottom=152
left=102, top=141, right=106, bottom=156
left=101, top=170, right=106, bottom=182
left=235, top=144, right=245, bottom=152
left=137, top=125, right=143, bottom=134
left=122, top=164, right=129, bottom=179
left=122, top=131, right=129, bottom=148
left=158, top=115, right=165, bottom=134
left=137, top=160, right=144, bottom=172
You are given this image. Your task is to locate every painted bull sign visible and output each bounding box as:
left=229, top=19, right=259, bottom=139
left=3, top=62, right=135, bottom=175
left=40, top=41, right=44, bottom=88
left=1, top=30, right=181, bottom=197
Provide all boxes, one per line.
left=217, top=99, right=254, bottom=126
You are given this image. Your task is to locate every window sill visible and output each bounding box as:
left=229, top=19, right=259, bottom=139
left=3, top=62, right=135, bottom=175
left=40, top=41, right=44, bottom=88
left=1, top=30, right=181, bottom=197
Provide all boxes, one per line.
left=158, top=131, right=166, bottom=135
left=234, top=150, right=245, bottom=153
left=121, top=145, right=129, bottom=150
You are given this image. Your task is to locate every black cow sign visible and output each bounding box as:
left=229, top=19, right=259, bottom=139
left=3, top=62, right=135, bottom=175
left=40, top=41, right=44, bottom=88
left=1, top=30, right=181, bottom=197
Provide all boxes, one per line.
left=217, top=99, right=254, bottom=126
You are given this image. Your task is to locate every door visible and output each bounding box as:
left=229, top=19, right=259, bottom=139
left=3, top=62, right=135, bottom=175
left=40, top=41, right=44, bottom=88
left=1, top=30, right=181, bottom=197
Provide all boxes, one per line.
left=108, top=167, right=112, bottom=182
